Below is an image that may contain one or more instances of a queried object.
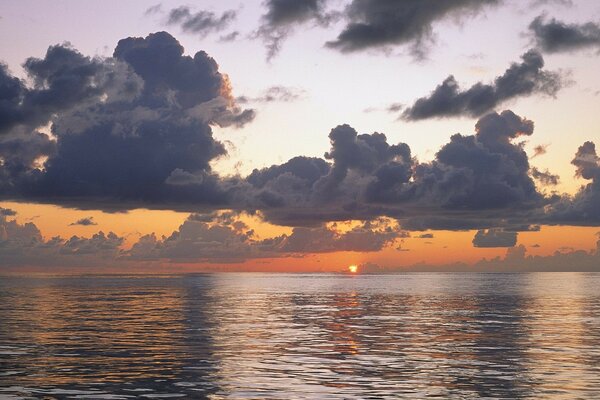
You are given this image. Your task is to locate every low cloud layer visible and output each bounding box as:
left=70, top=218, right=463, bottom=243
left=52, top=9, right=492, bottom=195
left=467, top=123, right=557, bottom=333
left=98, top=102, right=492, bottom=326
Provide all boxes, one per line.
left=401, top=50, right=564, bottom=120
left=530, top=15, right=600, bottom=53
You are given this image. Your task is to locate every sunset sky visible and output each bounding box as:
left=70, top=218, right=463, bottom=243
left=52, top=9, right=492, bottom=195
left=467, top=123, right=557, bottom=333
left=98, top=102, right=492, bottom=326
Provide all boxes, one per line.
left=1, top=0, right=600, bottom=272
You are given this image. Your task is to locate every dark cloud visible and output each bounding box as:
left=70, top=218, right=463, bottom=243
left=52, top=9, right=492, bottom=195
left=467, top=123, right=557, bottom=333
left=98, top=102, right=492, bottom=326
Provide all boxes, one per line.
left=546, top=141, right=600, bottom=224
left=127, top=214, right=405, bottom=264
left=326, top=0, right=501, bottom=57
left=237, top=86, right=306, bottom=104
left=166, top=6, right=237, bottom=37
left=531, top=167, right=559, bottom=186
left=417, top=233, right=434, bottom=239
left=402, top=50, right=564, bottom=120
left=267, top=220, right=406, bottom=253
left=0, top=207, right=16, bottom=216
left=69, top=217, right=97, bottom=226
left=472, top=229, right=518, bottom=248
left=258, top=0, right=336, bottom=60
left=243, top=110, right=544, bottom=230
left=0, top=214, right=124, bottom=267
left=530, top=15, right=600, bottom=53
left=532, top=144, right=549, bottom=158
left=0, top=32, right=254, bottom=210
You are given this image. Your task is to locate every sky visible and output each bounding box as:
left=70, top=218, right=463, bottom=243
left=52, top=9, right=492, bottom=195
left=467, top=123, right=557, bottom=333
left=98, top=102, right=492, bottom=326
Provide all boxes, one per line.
left=1, top=0, right=600, bottom=272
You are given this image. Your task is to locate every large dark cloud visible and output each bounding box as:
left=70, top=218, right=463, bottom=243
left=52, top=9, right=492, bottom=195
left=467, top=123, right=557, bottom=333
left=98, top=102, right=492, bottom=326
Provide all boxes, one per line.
left=326, top=0, right=501, bottom=57
left=243, top=110, right=546, bottom=229
left=0, top=32, right=254, bottom=210
left=257, top=0, right=335, bottom=60
left=530, top=15, right=600, bottom=53
left=402, top=50, right=564, bottom=120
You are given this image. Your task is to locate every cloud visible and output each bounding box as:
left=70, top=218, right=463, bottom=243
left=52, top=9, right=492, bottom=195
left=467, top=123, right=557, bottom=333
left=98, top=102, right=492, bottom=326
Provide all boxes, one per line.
left=242, top=110, right=547, bottom=230
left=0, top=214, right=124, bottom=267
left=0, top=207, right=16, bottom=216
left=325, top=0, right=501, bottom=58
left=530, top=167, right=559, bottom=186
left=417, top=233, right=434, bottom=239
left=472, top=229, right=518, bottom=247
left=530, top=15, right=600, bottom=53
left=257, top=0, right=337, bottom=60
left=0, top=32, right=254, bottom=210
left=69, top=217, right=97, bottom=226
left=126, top=214, right=405, bottom=264
left=166, top=6, right=237, bottom=37
left=237, top=86, right=306, bottom=104
left=532, top=144, right=549, bottom=157
left=401, top=50, right=564, bottom=120
left=545, top=141, right=600, bottom=224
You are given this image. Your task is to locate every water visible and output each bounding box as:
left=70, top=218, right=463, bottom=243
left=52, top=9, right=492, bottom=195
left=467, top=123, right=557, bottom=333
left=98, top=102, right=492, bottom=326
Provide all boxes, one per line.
left=0, top=273, right=599, bottom=399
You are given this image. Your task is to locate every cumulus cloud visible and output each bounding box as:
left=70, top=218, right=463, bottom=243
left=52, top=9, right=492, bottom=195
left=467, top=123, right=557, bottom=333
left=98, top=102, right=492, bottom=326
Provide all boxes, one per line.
left=0, top=214, right=124, bottom=267
left=326, top=0, right=501, bottom=58
left=166, top=6, right=237, bottom=37
left=472, top=229, right=518, bottom=248
left=0, top=32, right=254, bottom=210
left=239, top=110, right=551, bottom=232
left=530, top=15, right=600, bottom=53
left=546, top=141, right=600, bottom=224
left=126, top=214, right=405, bottom=264
left=401, top=50, right=564, bottom=120
left=69, top=217, right=97, bottom=226
left=257, top=0, right=337, bottom=60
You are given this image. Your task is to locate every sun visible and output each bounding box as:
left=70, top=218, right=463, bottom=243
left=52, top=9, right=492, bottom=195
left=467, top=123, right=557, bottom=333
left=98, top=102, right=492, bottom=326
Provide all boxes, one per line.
left=348, top=265, right=358, bottom=274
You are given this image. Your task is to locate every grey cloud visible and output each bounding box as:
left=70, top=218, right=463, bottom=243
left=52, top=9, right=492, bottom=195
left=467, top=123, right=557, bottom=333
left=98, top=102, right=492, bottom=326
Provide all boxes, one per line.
left=326, top=0, right=501, bottom=58
left=532, top=144, right=549, bottom=157
left=531, top=167, right=559, bottom=186
left=402, top=50, right=564, bottom=120
left=530, top=15, right=600, bottom=53
left=127, top=214, right=404, bottom=263
left=417, top=233, right=434, bottom=239
left=546, top=141, right=600, bottom=224
left=258, top=0, right=336, bottom=60
left=0, top=207, right=16, bottom=216
left=472, top=229, right=518, bottom=248
left=237, top=86, right=306, bottom=104
left=167, top=6, right=237, bottom=37
left=0, top=32, right=254, bottom=210
left=244, top=111, right=545, bottom=229
left=69, top=217, right=97, bottom=226
left=0, top=214, right=124, bottom=267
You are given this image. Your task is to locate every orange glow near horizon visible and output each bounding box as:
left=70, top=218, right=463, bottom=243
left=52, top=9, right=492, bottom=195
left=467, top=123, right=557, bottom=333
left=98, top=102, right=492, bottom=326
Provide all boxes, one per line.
left=348, top=265, right=358, bottom=274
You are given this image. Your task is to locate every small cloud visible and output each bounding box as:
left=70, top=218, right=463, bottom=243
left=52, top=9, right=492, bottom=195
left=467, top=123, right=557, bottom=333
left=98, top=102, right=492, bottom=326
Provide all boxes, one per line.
left=473, top=229, right=518, bottom=248
left=532, top=144, right=549, bottom=158
left=237, top=86, right=306, bottom=104
left=0, top=207, right=17, bottom=217
left=69, top=217, right=98, bottom=226
left=416, top=233, right=434, bottom=239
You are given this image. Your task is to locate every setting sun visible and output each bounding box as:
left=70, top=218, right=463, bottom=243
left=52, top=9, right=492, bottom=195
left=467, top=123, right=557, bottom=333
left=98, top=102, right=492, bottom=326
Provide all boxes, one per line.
left=348, top=265, right=358, bottom=274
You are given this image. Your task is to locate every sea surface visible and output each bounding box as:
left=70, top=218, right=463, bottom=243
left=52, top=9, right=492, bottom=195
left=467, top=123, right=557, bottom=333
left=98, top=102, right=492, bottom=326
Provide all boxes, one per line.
left=0, top=273, right=599, bottom=399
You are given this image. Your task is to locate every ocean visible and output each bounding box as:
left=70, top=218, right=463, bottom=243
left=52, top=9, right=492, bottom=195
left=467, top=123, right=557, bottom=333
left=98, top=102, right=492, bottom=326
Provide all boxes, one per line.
left=0, top=273, right=599, bottom=399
